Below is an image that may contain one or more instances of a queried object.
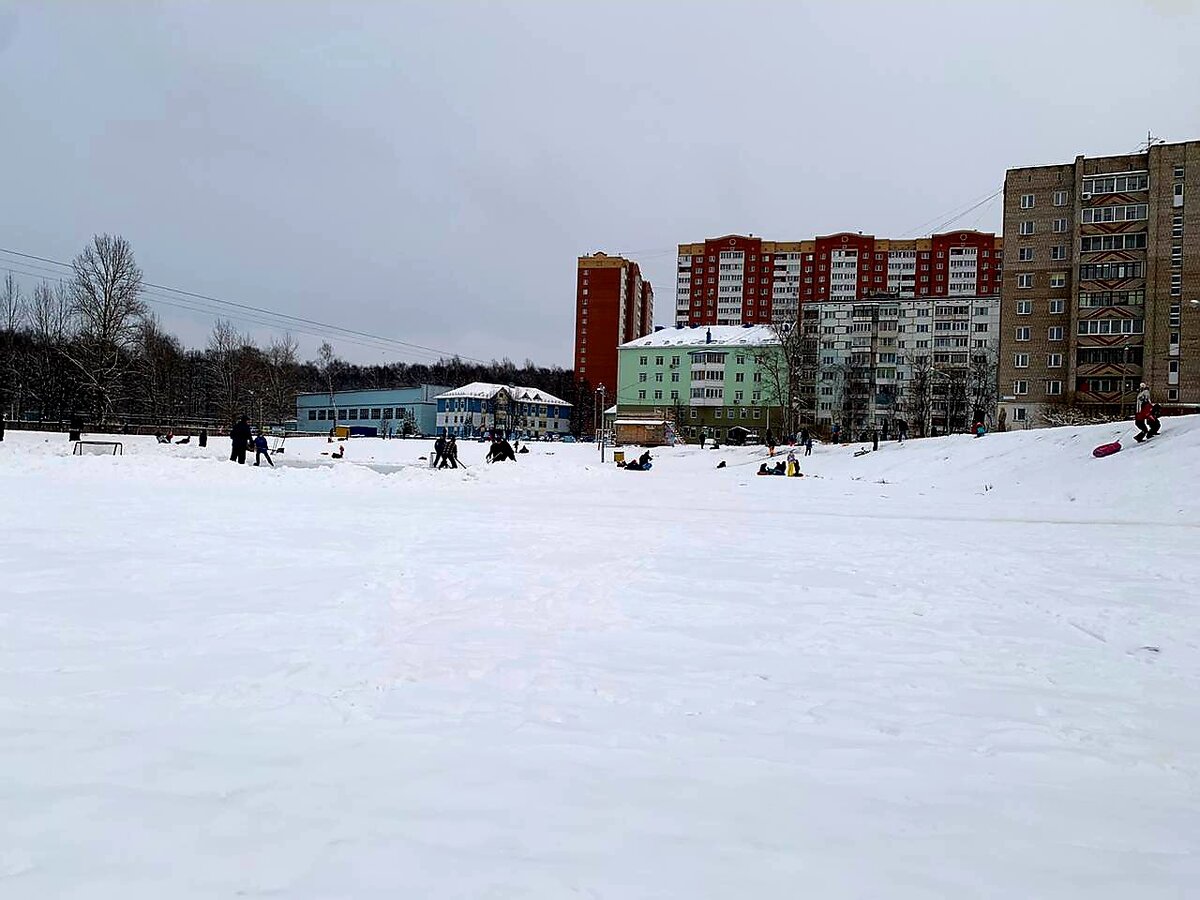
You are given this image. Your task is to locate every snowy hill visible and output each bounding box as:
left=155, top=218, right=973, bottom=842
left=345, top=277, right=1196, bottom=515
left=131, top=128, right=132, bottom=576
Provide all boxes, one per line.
left=1, top=420, right=1198, bottom=897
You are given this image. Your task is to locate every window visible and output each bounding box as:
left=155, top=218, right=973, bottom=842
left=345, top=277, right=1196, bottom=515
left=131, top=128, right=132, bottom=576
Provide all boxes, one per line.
left=638, top=373, right=647, bottom=382
left=1052, top=218, right=1068, bottom=233
left=1017, top=300, right=1033, bottom=315
left=1168, top=388, right=1180, bottom=401
left=1015, top=326, right=1031, bottom=341
left=1019, top=221, right=1035, bottom=235
left=1081, top=232, right=1147, bottom=252
left=1020, top=194, right=1035, bottom=209
left=1048, top=326, right=1064, bottom=341
left=383, top=408, right=394, bottom=419
left=1175, top=165, right=1186, bottom=179
left=714, top=409, right=722, bottom=419
left=653, top=390, right=662, bottom=400
left=1013, top=407, right=1027, bottom=422
left=1049, top=299, right=1065, bottom=314
left=348, top=408, right=358, bottom=420
left=1048, top=353, right=1063, bottom=368
left=671, top=372, right=680, bottom=382
left=735, top=372, right=744, bottom=382
left=1047, top=380, right=1063, bottom=396
left=1014, top=353, right=1029, bottom=368
left=637, top=390, right=646, bottom=400
left=1018, top=274, right=1033, bottom=289
left=639, top=356, right=647, bottom=365
left=1013, top=380, right=1029, bottom=395
left=1173, top=214, right=1184, bottom=238
left=307, top=410, right=316, bottom=420
left=1018, top=248, right=1034, bottom=262
left=317, top=409, right=327, bottom=420
left=974, top=323, right=989, bottom=332
left=734, top=390, right=744, bottom=402
left=670, top=391, right=679, bottom=400
left=1076, top=318, right=1144, bottom=335
left=1053, top=190, right=1069, bottom=206
left=370, top=408, right=381, bottom=419
left=1050, top=245, right=1067, bottom=260
left=1171, top=272, right=1182, bottom=296
left=360, top=409, right=369, bottom=419
left=1079, top=262, right=1143, bottom=280
left=1081, top=204, right=1147, bottom=224
left=1083, top=173, right=1148, bottom=194
left=1050, top=273, right=1067, bottom=288
left=654, top=373, right=663, bottom=382
left=1174, top=183, right=1184, bottom=207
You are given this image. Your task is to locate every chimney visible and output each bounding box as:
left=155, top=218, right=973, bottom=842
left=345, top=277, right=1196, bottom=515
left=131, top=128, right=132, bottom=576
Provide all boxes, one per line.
left=706, top=328, right=712, bottom=345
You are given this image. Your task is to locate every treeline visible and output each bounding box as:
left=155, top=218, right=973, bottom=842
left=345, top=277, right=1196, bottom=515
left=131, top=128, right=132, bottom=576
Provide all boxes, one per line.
left=0, top=234, right=581, bottom=431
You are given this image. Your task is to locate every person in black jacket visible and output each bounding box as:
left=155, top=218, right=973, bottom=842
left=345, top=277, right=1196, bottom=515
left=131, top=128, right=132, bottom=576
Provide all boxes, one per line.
left=230, top=415, right=251, bottom=464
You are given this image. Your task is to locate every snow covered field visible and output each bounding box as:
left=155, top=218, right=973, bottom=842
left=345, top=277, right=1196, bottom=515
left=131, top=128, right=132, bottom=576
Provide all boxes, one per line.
left=2, top=421, right=1198, bottom=898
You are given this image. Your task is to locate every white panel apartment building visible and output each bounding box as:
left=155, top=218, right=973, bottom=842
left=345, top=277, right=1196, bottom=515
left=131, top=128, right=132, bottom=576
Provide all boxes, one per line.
left=809, top=295, right=1001, bottom=436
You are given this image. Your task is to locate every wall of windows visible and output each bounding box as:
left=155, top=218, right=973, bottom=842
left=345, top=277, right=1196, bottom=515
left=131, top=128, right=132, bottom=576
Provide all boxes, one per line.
left=1077, top=318, right=1144, bottom=335
left=1082, top=173, right=1148, bottom=194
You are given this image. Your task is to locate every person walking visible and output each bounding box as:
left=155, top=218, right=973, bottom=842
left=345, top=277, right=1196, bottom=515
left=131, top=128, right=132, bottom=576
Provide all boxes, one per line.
left=766, top=428, right=777, bottom=457
left=253, top=432, right=275, bottom=467
left=230, top=415, right=251, bottom=464
left=831, top=423, right=840, bottom=445
left=432, top=434, right=446, bottom=468
left=803, top=433, right=813, bottom=456
left=897, top=419, right=907, bottom=443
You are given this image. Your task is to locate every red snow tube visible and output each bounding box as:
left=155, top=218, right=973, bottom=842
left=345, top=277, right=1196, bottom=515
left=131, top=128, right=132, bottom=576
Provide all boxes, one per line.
left=1092, top=440, right=1122, bottom=458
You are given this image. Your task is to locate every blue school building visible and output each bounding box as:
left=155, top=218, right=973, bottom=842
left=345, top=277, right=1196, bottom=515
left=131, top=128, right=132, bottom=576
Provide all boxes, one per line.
left=294, top=385, right=448, bottom=436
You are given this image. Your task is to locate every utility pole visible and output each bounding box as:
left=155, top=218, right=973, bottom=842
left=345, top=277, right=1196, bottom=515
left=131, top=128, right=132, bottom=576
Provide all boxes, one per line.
left=597, top=385, right=607, bottom=463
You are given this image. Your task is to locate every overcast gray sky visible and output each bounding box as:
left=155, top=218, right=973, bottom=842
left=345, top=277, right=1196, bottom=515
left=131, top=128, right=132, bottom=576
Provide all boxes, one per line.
left=2, top=1, right=1198, bottom=365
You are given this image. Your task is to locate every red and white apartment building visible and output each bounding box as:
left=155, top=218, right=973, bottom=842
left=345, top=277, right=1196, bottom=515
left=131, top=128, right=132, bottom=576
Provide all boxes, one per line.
left=674, top=231, right=1003, bottom=326
left=574, top=252, right=654, bottom=397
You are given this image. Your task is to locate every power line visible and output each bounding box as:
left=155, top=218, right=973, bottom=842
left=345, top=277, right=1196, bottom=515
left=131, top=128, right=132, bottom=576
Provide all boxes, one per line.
left=0, top=246, right=489, bottom=364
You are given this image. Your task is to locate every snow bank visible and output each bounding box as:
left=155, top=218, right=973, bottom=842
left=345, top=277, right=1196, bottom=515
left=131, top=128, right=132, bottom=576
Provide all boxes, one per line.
left=0, top=419, right=1197, bottom=897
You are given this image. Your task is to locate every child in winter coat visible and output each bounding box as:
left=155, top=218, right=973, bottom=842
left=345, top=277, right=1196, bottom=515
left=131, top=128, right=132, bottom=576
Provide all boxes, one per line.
left=253, top=433, right=274, bottom=467
left=1135, top=383, right=1155, bottom=442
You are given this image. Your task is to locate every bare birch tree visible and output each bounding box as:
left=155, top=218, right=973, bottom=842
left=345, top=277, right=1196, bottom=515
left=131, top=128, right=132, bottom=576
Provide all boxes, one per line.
left=63, top=234, right=146, bottom=420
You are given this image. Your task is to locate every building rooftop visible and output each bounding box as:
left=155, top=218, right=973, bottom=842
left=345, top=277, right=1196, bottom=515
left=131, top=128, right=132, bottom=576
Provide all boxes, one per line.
left=436, top=382, right=572, bottom=407
left=620, top=325, right=780, bottom=349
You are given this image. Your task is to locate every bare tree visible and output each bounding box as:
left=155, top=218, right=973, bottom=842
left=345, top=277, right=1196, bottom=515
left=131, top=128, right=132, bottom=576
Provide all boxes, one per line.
left=903, top=351, right=933, bottom=437
left=317, top=341, right=342, bottom=428
left=62, top=234, right=147, bottom=420
left=1, top=273, right=28, bottom=417
left=207, top=318, right=255, bottom=425
left=263, top=333, right=299, bottom=423
left=751, top=320, right=806, bottom=438
left=967, top=339, right=999, bottom=426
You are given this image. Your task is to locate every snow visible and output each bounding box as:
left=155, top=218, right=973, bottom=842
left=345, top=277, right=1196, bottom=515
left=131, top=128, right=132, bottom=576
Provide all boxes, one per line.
left=2, top=419, right=1199, bottom=897
left=621, top=324, right=778, bottom=348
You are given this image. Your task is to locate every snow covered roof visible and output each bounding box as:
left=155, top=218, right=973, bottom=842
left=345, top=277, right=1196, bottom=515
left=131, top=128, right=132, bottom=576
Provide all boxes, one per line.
left=620, top=325, right=780, bottom=349
left=435, top=382, right=571, bottom=407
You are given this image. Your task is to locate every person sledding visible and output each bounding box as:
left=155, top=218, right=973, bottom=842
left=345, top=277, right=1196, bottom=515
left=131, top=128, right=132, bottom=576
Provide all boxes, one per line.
left=1134, top=383, right=1156, bottom=442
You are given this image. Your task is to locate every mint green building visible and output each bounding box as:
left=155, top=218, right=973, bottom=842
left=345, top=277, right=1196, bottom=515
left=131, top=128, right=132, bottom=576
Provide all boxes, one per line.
left=615, top=325, right=786, bottom=442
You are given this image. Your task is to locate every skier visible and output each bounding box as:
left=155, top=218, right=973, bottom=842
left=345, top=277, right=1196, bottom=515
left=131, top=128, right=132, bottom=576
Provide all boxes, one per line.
left=230, top=415, right=251, bottom=464
left=1134, top=383, right=1154, bottom=442
left=253, top=432, right=274, bottom=467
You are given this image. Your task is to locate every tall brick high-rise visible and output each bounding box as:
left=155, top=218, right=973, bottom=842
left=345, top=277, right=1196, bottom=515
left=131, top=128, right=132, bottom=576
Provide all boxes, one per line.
left=997, top=139, right=1200, bottom=428
left=675, top=231, right=1002, bottom=326
left=574, top=252, right=654, bottom=398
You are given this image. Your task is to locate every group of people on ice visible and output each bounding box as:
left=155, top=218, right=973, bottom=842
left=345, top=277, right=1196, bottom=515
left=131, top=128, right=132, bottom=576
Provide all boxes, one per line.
left=431, top=434, right=461, bottom=468
left=758, top=449, right=803, bottom=477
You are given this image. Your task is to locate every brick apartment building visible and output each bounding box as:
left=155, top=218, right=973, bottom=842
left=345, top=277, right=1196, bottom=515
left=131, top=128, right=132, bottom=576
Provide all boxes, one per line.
left=998, top=139, right=1200, bottom=427
left=675, top=231, right=1003, bottom=327
left=574, top=252, right=654, bottom=397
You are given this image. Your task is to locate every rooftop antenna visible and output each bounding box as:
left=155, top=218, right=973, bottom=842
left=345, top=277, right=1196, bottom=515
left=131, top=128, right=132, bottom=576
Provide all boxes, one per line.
left=1138, top=130, right=1166, bottom=152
